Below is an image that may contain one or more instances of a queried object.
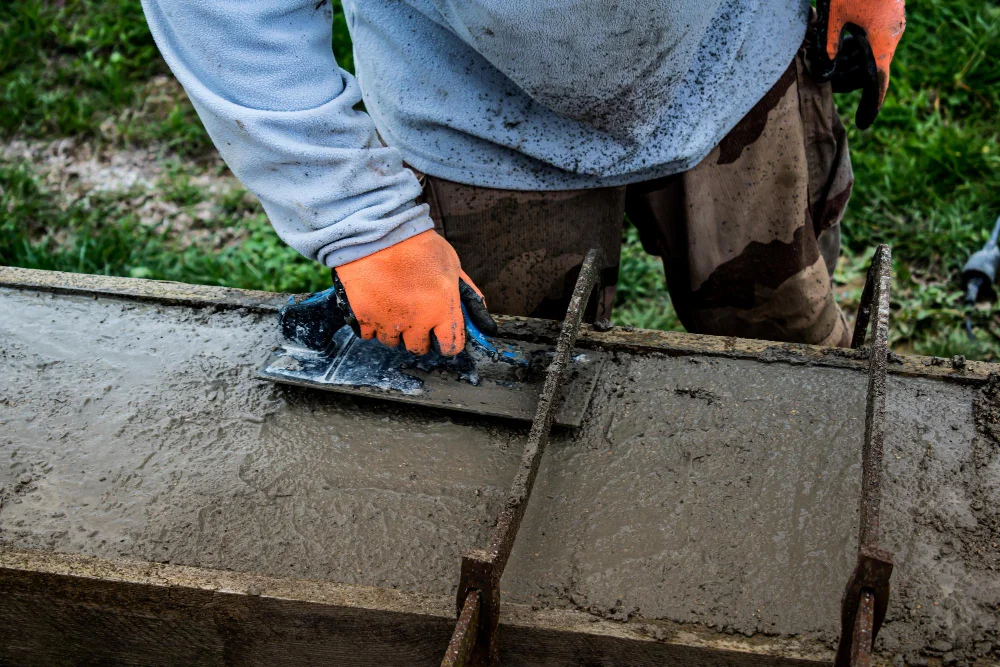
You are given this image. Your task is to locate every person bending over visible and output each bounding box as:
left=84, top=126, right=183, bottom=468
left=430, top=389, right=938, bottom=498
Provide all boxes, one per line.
left=142, top=0, right=904, bottom=354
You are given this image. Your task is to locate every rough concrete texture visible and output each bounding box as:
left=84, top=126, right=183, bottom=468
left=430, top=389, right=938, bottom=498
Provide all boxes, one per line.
left=1, top=288, right=998, bottom=665
left=509, top=355, right=1000, bottom=665
left=0, top=289, right=522, bottom=594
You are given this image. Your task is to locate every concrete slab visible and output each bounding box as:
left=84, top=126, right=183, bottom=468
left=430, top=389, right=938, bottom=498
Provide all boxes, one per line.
left=1, top=274, right=997, bottom=665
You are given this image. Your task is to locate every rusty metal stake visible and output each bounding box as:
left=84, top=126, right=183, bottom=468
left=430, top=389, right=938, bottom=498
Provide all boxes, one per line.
left=837, top=244, right=894, bottom=667
left=850, top=247, right=883, bottom=350
left=441, top=591, right=480, bottom=667
left=441, top=249, right=603, bottom=667
left=849, top=590, right=877, bottom=667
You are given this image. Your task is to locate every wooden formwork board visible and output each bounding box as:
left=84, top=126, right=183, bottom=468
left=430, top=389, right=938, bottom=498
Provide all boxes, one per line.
left=0, top=548, right=831, bottom=666
left=0, top=265, right=994, bottom=386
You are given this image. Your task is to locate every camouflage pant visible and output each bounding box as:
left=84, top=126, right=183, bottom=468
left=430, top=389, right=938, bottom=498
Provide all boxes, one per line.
left=417, top=48, right=854, bottom=347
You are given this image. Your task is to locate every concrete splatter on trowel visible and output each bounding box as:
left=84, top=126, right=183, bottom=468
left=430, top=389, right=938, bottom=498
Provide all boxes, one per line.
left=258, top=286, right=605, bottom=426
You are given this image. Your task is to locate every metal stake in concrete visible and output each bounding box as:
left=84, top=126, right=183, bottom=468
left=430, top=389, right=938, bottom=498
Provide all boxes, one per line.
left=837, top=244, right=895, bottom=667
left=441, top=249, right=603, bottom=667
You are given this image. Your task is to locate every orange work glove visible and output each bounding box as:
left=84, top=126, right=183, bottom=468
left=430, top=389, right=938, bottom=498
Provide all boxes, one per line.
left=334, top=230, right=495, bottom=357
left=813, top=0, right=906, bottom=129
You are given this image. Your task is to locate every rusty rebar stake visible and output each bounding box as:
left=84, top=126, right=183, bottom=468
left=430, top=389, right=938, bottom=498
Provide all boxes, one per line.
left=440, top=249, right=603, bottom=667
left=442, top=590, right=480, bottom=667
left=837, top=244, right=894, bottom=667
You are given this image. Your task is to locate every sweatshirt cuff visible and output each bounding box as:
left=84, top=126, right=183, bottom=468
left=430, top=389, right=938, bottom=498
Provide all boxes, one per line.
left=321, top=212, right=436, bottom=268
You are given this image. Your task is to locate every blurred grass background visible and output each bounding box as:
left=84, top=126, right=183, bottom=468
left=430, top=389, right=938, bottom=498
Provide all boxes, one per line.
left=1, top=0, right=998, bottom=357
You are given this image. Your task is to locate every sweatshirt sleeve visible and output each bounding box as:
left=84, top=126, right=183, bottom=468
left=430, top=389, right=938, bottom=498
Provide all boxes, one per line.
left=140, top=0, right=434, bottom=268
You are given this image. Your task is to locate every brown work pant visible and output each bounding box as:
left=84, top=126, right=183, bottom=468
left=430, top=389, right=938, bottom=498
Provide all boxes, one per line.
left=417, top=48, right=854, bottom=347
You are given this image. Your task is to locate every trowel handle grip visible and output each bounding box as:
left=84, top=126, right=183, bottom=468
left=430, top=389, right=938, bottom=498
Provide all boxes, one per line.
left=279, top=282, right=355, bottom=351
left=281, top=278, right=505, bottom=358
left=461, top=303, right=529, bottom=367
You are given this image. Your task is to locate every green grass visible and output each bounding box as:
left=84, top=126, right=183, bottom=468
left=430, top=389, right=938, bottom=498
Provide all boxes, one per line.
left=0, top=0, right=207, bottom=156
left=1, top=0, right=999, bottom=358
left=0, top=161, right=328, bottom=292
left=614, top=225, right=682, bottom=331
left=837, top=0, right=1000, bottom=357
left=0, top=0, right=354, bottom=155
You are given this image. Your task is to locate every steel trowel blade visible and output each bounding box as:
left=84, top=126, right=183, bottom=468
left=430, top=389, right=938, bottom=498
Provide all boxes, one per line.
left=257, top=325, right=604, bottom=427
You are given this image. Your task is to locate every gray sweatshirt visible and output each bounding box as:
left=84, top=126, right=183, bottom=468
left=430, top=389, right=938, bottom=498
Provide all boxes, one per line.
left=142, top=0, right=810, bottom=268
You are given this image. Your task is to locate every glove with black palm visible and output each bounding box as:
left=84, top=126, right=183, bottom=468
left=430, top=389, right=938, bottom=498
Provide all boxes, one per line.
left=810, top=0, right=906, bottom=129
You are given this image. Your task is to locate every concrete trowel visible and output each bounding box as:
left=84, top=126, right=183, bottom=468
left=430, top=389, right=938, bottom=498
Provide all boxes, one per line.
left=258, top=284, right=605, bottom=426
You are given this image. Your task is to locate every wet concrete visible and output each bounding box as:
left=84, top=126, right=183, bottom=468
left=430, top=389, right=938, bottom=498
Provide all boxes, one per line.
left=1, top=288, right=997, bottom=664
left=509, top=356, right=1000, bottom=664
left=510, top=354, right=865, bottom=635
left=0, top=289, right=522, bottom=594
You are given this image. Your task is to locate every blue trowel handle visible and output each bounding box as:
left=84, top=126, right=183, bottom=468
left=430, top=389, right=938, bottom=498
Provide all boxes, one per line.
left=280, top=278, right=510, bottom=360
left=462, top=303, right=529, bottom=366
left=279, top=285, right=351, bottom=351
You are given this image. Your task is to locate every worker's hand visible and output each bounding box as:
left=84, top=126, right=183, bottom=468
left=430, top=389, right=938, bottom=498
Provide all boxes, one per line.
left=812, top=0, right=905, bottom=129
left=334, top=230, right=497, bottom=356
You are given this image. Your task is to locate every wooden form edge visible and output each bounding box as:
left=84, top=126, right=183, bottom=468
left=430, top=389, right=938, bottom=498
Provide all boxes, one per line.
left=0, top=547, right=834, bottom=665
left=2, top=264, right=997, bottom=384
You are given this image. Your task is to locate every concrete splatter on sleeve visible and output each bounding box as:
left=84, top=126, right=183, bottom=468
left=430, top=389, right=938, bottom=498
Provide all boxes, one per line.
left=139, top=0, right=433, bottom=268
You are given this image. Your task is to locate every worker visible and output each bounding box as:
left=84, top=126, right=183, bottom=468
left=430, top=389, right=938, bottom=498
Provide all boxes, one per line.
left=141, top=0, right=904, bottom=355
